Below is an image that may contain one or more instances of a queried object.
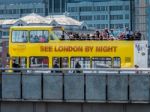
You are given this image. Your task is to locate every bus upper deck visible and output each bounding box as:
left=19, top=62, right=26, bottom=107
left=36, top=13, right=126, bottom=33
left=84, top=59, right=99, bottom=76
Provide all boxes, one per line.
left=10, top=26, right=142, bottom=42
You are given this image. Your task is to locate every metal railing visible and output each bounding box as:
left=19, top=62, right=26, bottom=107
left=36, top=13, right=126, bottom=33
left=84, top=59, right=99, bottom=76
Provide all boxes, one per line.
left=0, top=67, right=150, bottom=72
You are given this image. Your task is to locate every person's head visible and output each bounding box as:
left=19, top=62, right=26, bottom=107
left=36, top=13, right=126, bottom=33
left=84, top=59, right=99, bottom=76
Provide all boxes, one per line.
left=54, top=60, right=58, bottom=64
left=13, top=59, right=16, bottom=63
left=110, top=29, right=113, bottom=32
left=125, top=27, right=129, bottom=31
left=135, top=65, right=139, bottom=68
left=76, top=61, right=80, bottom=65
left=104, top=28, right=108, bottom=32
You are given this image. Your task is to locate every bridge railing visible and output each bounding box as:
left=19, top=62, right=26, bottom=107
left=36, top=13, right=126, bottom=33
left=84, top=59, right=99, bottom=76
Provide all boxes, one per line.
left=0, top=68, right=150, bottom=103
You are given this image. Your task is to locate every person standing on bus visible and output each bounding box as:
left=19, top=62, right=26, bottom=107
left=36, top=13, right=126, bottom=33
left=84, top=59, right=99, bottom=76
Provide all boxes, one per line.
left=75, top=61, right=81, bottom=73
left=53, top=61, right=60, bottom=73
left=53, top=61, right=59, bottom=68
left=12, top=60, right=20, bottom=72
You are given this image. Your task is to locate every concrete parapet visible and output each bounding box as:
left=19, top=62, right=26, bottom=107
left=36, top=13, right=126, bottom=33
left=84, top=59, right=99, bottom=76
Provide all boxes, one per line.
left=86, top=73, right=106, bottom=102
left=2, top=72, right=21, bottom=99
left=43, top=73, right=63, bottom=100
left=129, top=75, right=150, bottom=102
left=107, top=74, right=128, bottom=101
left=22, top=73, right=42, bottom=100
left=64, top=73, right=84, bottom=101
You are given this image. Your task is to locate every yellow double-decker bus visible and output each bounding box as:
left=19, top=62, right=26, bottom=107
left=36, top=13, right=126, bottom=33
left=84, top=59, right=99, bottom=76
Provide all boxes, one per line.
left=8, top=26, right=148, bottom=70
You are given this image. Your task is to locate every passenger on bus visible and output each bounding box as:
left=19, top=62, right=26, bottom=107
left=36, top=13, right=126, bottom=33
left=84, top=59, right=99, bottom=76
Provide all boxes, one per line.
left=53, top=61, right=61, bottom=73
left=22, top=35, right=27, bottom=42
left=75, top=61, right=81, bottom=73
left=60, top=34, right=65, bottom=40
left=5, top=64, right=10, bottom=72
left=96, top=31, right=100, bottom=39
left=134, top=31, right=141, bottom=40
left=124, top=27, right=133, bottom=40
left=53, top=61, right=59, bottom=68
left=34, top=35, right=39, bottom=42
left=39, top=35, right=46, bottom=42
left=12, top=60, right=20, bottom=72
left=86, top=34, right=91, bottom=40
left=134, top=65, right=140, bottom=74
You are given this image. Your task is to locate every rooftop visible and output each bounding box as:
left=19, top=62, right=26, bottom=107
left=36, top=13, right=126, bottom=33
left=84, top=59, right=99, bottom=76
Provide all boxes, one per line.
left=0, top=13, right=84, bottom=27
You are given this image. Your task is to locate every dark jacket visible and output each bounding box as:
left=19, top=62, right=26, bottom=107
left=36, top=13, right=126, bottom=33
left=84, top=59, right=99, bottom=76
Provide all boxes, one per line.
left=12, top=63, right=20, bottom=72
left=53, top=63, right=61, bottom=73
left=75, top=62, right=81, bottom=73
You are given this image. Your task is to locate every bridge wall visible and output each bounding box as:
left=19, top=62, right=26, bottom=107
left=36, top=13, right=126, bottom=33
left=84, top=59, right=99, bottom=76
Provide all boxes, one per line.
left=1, top=72, right=150, bottom=112
left=1, top=72, right=150, bottom=103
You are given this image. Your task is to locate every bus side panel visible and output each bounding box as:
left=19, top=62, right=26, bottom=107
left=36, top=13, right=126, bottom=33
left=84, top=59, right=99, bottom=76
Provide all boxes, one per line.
left=134, top=41, right=148, bottom=68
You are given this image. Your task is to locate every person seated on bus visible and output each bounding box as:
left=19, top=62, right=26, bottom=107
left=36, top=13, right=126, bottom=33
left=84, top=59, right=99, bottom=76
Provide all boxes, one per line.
left=134, top=31, right=141, bottom=40
left=74, top=33, right=80, bottom=40
left=69, top=34, right=75, bottom=40
left=95, top=31, right=100, bottom=39
left=60, top=34, right=65, bottom=40
left=86, top=34, right=91, bottom=40
left=99, top=33, right=104, bottom=40
left=22, top=35, right=27, bottom=42
left=12, top=60, right=20, bottom=72
left=124, top=27, right=133, bottom=40
left=30, top=35, right=35, bottom=42
left=34, top=35, right=39, bottom=42
left=102, top=28, right=109, bottom=39
left=39, top=35, right=46, bottom=42
left=75, top=61, right=81, bottom=73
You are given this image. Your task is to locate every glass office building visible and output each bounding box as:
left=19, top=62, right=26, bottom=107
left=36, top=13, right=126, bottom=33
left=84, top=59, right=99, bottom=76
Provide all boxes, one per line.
left=0, top=0, right=45, bottom=19
left=145, top=0, right=150, bottom=43
left=132, top=0, right=147, bottom=39
left=45, top=0, right=66, bottom=15
left=0, top=0, right=43, bottom=4
left=0, top=0, right=67, bottom=19
left=68, top=0, right=130, bottom=2
left=67, top=0, right=131, bottom=30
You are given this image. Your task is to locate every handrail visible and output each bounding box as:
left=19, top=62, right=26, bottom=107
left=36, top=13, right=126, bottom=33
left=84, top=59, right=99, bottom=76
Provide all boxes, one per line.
left=0, top=68, right=150, bottom=71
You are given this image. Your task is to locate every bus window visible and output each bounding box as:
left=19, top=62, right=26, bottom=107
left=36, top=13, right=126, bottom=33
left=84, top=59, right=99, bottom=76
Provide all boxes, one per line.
left=30, top=31, right=48, bottom=43
left=52, top=57, right=60, bottom=68
left=12, top=31, right=28, bottom=43
left=71, top=57, right=90, bottom=68
left=92, top=57, right=112, bottom=68
left=113, top=57, right=121, bottom=68
left=52, top=57, right=68, bottom=68
left=12, top=57, right=27, bottom=68
left=50, top=30, right=70, bottom=40
left=30, top=57, right=48, bottom=68
left=20, top=57, right=27, bottom=68
left=61, top=57, right=68, bottom=68
left=54, top=30, right=62, bottom=39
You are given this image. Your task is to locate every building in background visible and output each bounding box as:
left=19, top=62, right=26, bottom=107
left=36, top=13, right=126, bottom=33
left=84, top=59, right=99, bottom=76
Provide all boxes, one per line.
left=0, top=13, right=88, bottom=39
left=145, top=0, right=150, bottom=43
left=0, top=0, right=67, bottom=19
left=45, top=0, right=67, bottom=15
left=67, top=0, right=131, bottom=31
left=132, top=0, right=147, bottom=40
left=145, top=0, right=150, bottom=67
left=0, top=3, right=45, bottom=19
